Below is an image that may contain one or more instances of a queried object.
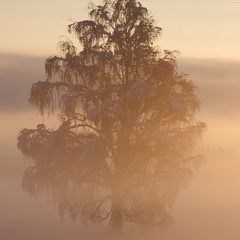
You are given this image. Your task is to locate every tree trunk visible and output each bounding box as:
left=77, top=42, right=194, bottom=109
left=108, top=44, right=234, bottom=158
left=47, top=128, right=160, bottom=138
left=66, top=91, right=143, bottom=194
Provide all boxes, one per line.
left=111, top=180, right=123, bottom=232
left=111, top=201, right=122, bottom=232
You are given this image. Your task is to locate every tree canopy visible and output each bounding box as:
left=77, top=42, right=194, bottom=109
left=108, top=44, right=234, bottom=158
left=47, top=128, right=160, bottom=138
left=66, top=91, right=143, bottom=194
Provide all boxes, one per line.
left=17, top=0, right=205, bottom=233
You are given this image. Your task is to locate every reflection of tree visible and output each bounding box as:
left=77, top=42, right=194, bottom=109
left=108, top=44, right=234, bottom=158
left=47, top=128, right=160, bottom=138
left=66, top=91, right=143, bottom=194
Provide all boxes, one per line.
left=17, top=0, right=205, bottom=232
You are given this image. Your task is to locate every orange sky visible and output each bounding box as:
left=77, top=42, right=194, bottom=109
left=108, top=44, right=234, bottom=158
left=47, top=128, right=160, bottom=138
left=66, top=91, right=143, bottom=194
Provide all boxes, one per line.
left=1, top=0, right=240, bottom=59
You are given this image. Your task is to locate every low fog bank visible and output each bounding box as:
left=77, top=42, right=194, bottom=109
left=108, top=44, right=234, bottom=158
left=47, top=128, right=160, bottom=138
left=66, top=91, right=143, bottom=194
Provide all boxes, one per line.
left=163, top=146, right=240, bottom=240
left=0, top=148, right=239, bottom=240
left=0, top=53, right=45, bottom=111
left=178, top=57, right=240, bottom=154
left=0, top=155, right=85, bottom=240
left=178, top=57, right=240, bottom=117
left=1, top=53, right=240, bottom=116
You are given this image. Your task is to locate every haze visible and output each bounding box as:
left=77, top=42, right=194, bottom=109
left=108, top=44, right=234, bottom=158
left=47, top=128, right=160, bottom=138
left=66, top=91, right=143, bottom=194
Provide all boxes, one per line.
left=1, top=0, right=240, bottom=239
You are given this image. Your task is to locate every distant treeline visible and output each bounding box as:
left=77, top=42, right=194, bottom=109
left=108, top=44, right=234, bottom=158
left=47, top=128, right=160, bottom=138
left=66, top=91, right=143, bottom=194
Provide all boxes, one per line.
left=196, top=144, right=237, bottom=159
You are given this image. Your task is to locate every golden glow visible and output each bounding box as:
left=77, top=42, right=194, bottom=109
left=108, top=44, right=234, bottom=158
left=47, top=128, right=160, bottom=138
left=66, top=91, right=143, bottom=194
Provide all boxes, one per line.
left=1, top=0, right=240, bottom=59
left=1, top=0, right=240, bottom=239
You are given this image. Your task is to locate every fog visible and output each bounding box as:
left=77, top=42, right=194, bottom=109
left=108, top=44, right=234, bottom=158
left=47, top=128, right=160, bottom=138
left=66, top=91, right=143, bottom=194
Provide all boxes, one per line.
left=0, top=53, right=240, bottom=239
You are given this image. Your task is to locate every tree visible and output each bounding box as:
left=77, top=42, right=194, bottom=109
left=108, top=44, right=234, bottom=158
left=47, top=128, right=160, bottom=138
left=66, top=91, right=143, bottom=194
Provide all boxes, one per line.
left=17, top=0, right=205, bottom=233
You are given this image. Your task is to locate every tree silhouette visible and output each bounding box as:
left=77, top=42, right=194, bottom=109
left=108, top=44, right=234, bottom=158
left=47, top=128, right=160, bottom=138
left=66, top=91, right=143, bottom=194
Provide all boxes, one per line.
left=17, top=0, right=205, bottom=232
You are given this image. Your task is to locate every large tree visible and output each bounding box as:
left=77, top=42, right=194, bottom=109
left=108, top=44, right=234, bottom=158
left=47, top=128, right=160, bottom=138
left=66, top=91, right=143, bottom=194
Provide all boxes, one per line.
left=17, top=0, right=205, bottom=232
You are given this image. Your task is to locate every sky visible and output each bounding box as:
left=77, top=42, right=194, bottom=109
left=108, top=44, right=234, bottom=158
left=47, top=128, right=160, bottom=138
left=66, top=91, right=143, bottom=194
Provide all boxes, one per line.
left=0, top=0, right=240, bottom=239
left=1, top=0, right=240, bottom=58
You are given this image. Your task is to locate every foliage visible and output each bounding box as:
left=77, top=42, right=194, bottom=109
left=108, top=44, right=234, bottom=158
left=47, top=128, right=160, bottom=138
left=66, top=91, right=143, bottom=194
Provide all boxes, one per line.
left=17, top=0, right=205, bottom=232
